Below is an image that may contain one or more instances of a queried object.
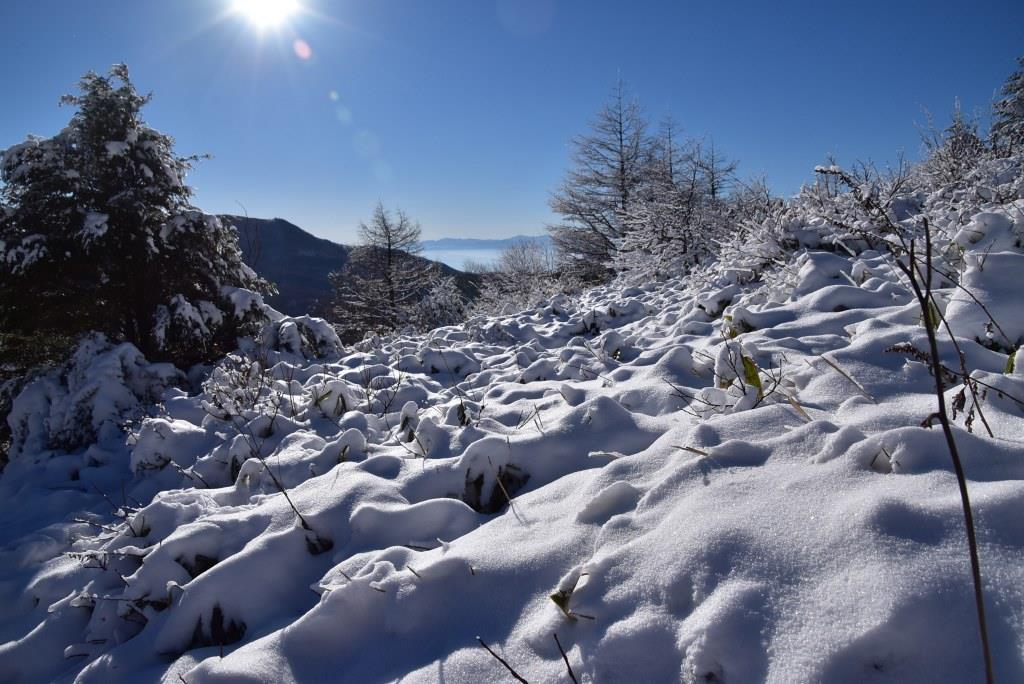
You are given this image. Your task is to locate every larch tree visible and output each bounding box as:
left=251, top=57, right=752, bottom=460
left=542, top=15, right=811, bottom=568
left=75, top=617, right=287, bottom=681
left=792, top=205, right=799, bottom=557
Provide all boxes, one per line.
left=548, top=80, right=649, bottom=281
left=614, top=117, right=694, bottom=277
left=614, top=120, right=739, bottom=279
left=693, top=138, right=738, bottom=203
left=328, top=201, right=435, bottom=341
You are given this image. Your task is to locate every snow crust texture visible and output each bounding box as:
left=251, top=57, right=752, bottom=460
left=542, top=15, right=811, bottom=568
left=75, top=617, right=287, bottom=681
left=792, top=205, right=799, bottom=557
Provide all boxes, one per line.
left=3, top=160, right=1024, bottom=682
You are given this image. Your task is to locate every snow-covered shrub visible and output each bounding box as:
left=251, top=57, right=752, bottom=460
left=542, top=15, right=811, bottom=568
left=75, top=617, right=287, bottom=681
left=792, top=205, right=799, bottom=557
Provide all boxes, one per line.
left=470, top=239, right=579, bottom=316
left=937, top=159, right=1024, bottom=351
left=6, top=335, right=181, bottom=459
left=129, top=416, right=213, bottom=474
left=261, top=315, right=344, bottom=361
left=413, top=274, right=469, bottom=330
left=199, top=354, right=275, bottom=423
left=916, top=102, right=989, bottom=186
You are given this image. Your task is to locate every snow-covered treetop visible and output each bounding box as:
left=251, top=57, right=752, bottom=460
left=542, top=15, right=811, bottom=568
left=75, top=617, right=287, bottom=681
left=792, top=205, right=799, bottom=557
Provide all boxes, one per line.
left=0, top=64, right=272, bottom=375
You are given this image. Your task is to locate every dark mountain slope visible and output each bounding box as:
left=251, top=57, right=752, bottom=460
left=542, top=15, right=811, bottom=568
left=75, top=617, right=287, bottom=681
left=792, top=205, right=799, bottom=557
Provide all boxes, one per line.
left=227, top=216, right=348, bottom=316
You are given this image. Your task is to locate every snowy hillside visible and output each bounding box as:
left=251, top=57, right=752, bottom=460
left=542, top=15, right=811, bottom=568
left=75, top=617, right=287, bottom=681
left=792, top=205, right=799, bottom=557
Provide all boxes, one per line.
left=2, top=159, right=1024, bottom=683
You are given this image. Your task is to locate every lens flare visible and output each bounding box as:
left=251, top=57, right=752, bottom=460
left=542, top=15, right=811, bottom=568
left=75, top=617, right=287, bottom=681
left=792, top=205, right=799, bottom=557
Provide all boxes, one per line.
left=233, top=0, right=299, bottom=28
left=293, top=39, right=312, bottom=59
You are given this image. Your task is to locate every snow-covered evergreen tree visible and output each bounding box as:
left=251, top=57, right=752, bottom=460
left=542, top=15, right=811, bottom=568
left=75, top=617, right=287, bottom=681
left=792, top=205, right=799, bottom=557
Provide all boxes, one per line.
left=0, top=65, right=269, bottom=374
left=992, top=56, right=1024, bottom=155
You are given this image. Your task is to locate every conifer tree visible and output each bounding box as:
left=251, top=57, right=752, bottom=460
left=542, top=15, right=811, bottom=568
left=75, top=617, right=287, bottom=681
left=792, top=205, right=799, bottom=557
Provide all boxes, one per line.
left=0, top=65, right=269, bottom=372
left=991, top=56, right=1024, bottom=155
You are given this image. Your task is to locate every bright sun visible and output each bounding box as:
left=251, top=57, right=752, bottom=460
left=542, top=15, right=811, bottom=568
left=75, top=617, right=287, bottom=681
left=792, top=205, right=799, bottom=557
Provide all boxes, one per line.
left=233, top=0, right=299, bottom=28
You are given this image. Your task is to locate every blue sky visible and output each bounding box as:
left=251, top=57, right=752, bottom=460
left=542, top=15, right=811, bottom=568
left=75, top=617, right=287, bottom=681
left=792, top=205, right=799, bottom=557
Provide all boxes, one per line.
left=1, top=0, right=1022, bottom=243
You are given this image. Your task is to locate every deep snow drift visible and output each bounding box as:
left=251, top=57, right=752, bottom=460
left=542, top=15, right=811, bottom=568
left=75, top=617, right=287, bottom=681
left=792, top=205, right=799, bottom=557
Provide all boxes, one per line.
left=2, top=161, right=1024, bottom=683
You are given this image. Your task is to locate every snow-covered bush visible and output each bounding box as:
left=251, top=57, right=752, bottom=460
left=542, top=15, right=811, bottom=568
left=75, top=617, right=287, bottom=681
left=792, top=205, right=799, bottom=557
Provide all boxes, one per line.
left=260, top=315, right=344, bottom=361
left=6, top=335, right=181, bottom=459
left=199, top=313, right=345, bottom=428
left=413, top=274, right=469, bottom=330
left=917, top=102, right=989, bottom=186
left=470, top=240, right=578, bottom=317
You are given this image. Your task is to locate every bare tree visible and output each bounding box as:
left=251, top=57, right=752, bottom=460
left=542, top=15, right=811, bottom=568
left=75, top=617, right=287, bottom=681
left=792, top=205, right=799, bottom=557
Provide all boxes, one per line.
left=693, top=138, right=738, bottom=202
left=496, top=238, right=558, bottom=276
left=549, top=80, right=649, bottom=281
left=471, top=239, right=566, bottom=314
left=329, top=202, right=434, bottom=341
left=614, top=122, right=741, bottom=278
left=917, top=101, right=987, bottom=185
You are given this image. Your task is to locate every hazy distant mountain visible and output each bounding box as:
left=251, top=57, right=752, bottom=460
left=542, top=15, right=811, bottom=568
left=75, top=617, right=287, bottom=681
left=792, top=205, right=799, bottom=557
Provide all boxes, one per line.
left=419, top=235, right=550, bottom=250
left=227, top=216, right=479, bottom=316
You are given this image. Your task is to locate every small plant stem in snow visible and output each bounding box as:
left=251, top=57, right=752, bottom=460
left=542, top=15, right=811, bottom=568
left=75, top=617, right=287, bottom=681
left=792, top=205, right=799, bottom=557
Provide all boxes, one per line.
left=553, top=633, right=578, bottom=684
left=476, top=636, right=528, bottom=683
left=898, top=221, right=994, bottom=683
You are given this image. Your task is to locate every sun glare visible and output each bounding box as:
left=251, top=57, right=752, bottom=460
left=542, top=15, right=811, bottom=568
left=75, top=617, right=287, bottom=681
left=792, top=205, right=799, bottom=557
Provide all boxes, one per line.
left=233, top=0, right=300, bottom=29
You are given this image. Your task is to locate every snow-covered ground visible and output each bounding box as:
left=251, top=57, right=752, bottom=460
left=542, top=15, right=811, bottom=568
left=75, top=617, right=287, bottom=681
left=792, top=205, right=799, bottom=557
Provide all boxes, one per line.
left=2, top=162, right=1024, bottom=682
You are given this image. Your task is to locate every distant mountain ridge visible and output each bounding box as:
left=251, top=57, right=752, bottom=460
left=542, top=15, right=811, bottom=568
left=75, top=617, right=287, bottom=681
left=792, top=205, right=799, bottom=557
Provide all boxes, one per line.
left=419, top=235, right=550, bottom=250
left=226, top=216, right=480, bottom=316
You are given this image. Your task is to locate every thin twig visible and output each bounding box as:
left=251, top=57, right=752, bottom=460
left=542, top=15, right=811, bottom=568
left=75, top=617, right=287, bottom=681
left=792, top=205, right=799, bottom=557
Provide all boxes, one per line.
left=553, top=633, right=578, bottom=684
left=813, top=355, right=876, bottom=403
left=476, top=636, right=529, bottom=683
